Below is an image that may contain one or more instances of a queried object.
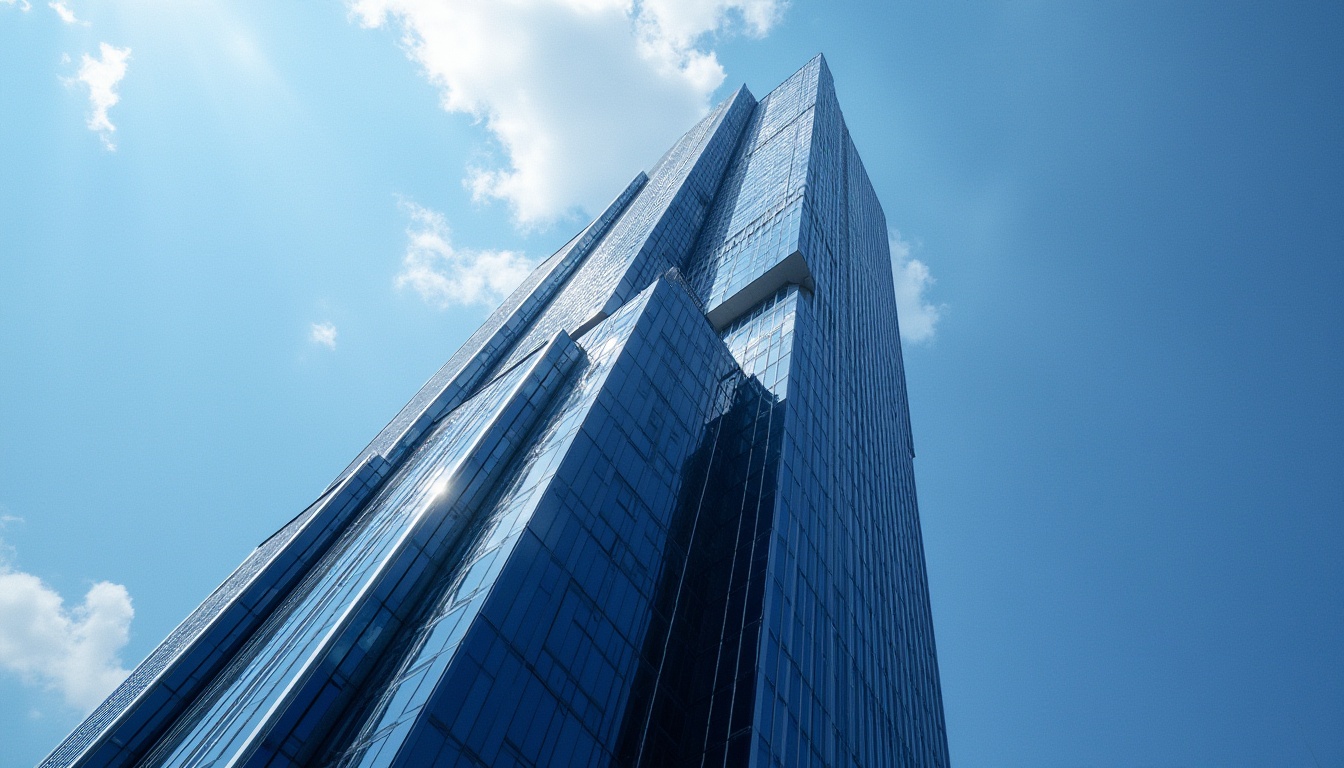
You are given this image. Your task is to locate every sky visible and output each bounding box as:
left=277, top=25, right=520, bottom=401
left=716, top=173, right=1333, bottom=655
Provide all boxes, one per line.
left=1, top=1, right=1341, bottom=766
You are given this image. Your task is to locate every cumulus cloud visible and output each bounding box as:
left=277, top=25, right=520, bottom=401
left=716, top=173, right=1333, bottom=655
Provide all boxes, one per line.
left=309, top=322, right=339, bottom=350
left=73, top=43, right=131, bottom=151
left=0, top=551, right=134, bottom=711
left=636, top=0, right=780, bottom=70
left=350, top=0, right=783, bottom=226
left=394, top=200, right=535, bottom=309
left=890, top=231, right=944, bottom=345
left=48, top=0, right=80, bottom=24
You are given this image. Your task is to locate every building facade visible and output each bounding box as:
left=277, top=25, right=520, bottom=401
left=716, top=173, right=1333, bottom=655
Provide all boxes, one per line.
left=43, top=56, right=949, bottom=768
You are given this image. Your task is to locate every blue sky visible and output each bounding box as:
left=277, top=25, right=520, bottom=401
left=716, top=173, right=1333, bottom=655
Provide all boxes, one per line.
left=2, top=2, right=1341, bottom=766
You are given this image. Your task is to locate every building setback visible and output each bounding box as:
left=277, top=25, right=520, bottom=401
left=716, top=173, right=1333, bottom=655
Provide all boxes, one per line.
left=43, top=55, right=949, bottom=768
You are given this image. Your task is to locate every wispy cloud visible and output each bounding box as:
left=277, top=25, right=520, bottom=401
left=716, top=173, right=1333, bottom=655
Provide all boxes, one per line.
left=890, top=231, right=945, bottom=345
left=350, top=0, right=783, bottom=226
left=1, top=0, right=33, bottom=12
left=309, top=322, right=338, bottom=350
left=72, top=43, right=131, bottom=151
left=394, top=199, right=535, bottom=309
left=48, top=0, right=81, bottom=24
left=0, top=545, right=133, bottom=711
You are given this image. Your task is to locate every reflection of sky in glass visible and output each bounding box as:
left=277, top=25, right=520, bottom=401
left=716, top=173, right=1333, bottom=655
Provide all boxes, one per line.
left=145, top=360, right=534, bottom=768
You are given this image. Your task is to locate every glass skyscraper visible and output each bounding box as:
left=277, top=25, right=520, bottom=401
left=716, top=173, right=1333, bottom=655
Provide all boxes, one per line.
left=43, top=55, right=949, bottom=768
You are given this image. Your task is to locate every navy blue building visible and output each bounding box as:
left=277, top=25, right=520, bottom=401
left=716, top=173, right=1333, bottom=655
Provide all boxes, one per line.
left=43, top=56, right=949, bottom=768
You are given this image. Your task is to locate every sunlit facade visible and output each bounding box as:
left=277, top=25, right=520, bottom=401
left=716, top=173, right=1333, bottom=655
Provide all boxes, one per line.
left=44, top=56, right=949, bottom=768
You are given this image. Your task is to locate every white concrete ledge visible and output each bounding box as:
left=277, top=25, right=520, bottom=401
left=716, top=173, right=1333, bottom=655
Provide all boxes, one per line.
left=705, top=250, right=815, bottom=331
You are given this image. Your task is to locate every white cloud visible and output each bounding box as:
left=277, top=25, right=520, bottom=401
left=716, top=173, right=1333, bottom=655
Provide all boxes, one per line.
left=394, top=200, right=535, bottom=309
left=309, top=322, right=339, bottom=350
left=2, top=0, right=34, bottom=11
left=350, top=0, right=783, bottom=226
left=0, top=553, right=133, bottom=711
left=73, top=43, right=131, bottom=151
left=890, top=231, right=945, bottom=345
left=636, top=0, right=780, bottom=69
left=48, top=1, right=80, bottom=24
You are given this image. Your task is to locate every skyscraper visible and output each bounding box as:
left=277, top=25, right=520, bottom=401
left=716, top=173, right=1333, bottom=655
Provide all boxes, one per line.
left=43, top=55, right=949, bottom=768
